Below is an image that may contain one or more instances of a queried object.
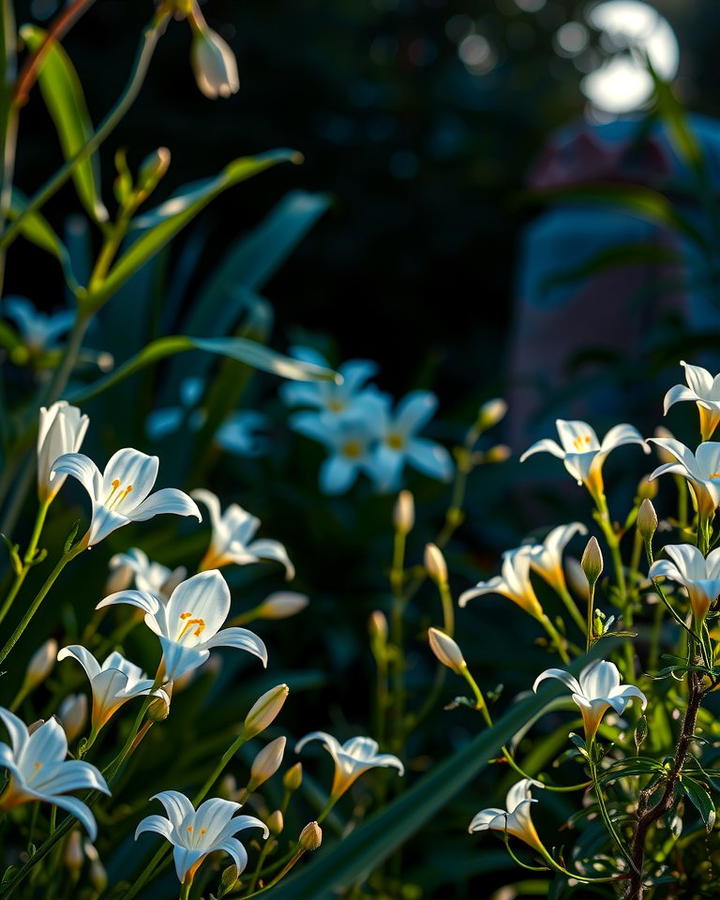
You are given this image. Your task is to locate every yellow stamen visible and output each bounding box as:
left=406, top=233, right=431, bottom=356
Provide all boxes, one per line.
left=33, top=762, right=42, bottom=771
left=328, top=400, right=345, bottom=413
left=200, top=828, right=206, bottom=835
left=709, top=473, right=720, bottom=479
left=387, top=434, right=405, bottom=450
left=342, top=440, right=363, bottom=459
left=572, top=435, right=592, bottom=451
left=178, top=616, right=206, bottom=641
left=187, top=825, right=193, bottom=832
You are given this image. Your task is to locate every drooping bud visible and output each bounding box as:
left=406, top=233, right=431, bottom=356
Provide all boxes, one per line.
left=256, top=592, right=309, bottom=620
left=428, top=627, right=465, bottom=674
left=637, top=499, right=658, bottom=543
left=393, top=490, right=415, bottom=535
left=283, top=762, right=303, bottom=792
left=147, top=686, right=172, bottom=722
left=191, top=26, right=240, bottom=99
left=298, top=821, right=323, bottom=851
left=267, top=810, right=284, bottom=835
left=424, top=543, right=448, bottom=585
left=248, top=736, right=286, bottom=791
left=25, top=638, right=57, bottom=690
left=477, top=398, right=507, bottom=430
left=243, top=684, right=289, bottom=738
left=59, top=694, right=87, bottom=743
left=137, top=147, right=171, bottom=196
left=63, top=831, right=83, bottom=876
left=581, top=536, right=603, bottom=586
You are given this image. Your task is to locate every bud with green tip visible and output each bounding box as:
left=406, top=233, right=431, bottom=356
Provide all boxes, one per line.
left=637, top=476, right=658, bottom=501
left=581, top=536, right=603, bottom=586
left=428, top=627, right=465, bottom=674
left=477, top=398, right=507, bottom=430
left=283, top=762, right=303, bottom=792
left=243, top=684, right=289, bottom=738
left=137, top=147, right=171, bottom=197
left=637, top=498, right=658, bottom=543
left=268, top=809, right=284, bottom=835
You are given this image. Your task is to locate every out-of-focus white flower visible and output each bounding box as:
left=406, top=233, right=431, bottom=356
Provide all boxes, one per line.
left=459, top=547, right=543, bottom=619
left=37, top=402, right=89, bottom=503
left=0, top=709, right=109, bottom=838
left=52, top=448, right=201, bottom=546
left=649, top=438, right=720, bottom=517
left=24, top=639, right=58, bottom=690
left=108, top=548, right=186, bottom=603
left=370, top=391, right=453, bottom=491
left=664, top=360, right=720, bottom=441
left=649, top=544, right=720, bottom=623
left=216, top=411, right=269, bottom=456
left=295, top=732, right=403, bottom=798
left=255, top=592, right=309, bottom=620
left=533, top=660, right=647, bottom=741
left=468, top=779, right=544, bottom=851
left=146, top=378, right=205, bottom=440
left=191, top=26, right=240, bottom=99
left=4, top=296, right=74, bottom=351
left=96, top=570, right=267, bottom=681
left=520, top=419, right=648, bottom=500
left=526, top=523, right=587, bottom=594
left=58, top=694, right=88, bottom=744
left=281, top=347, right=378, bottom=419
left=192, top=489, right=294, bottom=579
left=135, top=792, right=267, bottom=885
left=57, top=646, right=168, bottom=733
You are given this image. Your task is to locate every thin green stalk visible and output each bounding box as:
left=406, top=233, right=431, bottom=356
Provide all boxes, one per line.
left=0, top=497, right=51, bottom=626
left=539, top=614, right=570, bottom=664
left=557, top=582, right=587, bottom=635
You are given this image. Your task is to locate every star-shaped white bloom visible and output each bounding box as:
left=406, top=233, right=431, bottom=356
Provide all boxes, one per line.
left=37, top=402, right=89, bottom=503
left=135, top=792, right=267, bottom=884
left=4, top=296, right=74, bottom=351
left=664, top=360, right=720, bottom=441
left=96, top=570, right=267, bottom=681
left=649, top=438, right=720, bottom=517
left=533, top=660, right=647, bottom=741
left=459, top=547, right=544, bottom=619
left=0, top=709, right=109, bottom=839
left=281, top=346, right=378, bottom=419
left=57, top=646, right=169, bottom=733
left=295, top=732, right=404, bottom=798
left=649, top=544, right=720, bottom=623
left=526, top=522, right=588, bottom=594
left=520, top=419, right=648, bottom=500
left=107, top=547, right=186, bottom=602
left=192, top=489, right=294, bottom=579
left=468, top=779, right=544, bottom=851
left=52, top=448, right=201, bottom=547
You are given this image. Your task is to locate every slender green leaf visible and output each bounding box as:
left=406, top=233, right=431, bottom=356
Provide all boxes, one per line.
left=64, top=334, right=338, bottom=403
left=85, top=149, right=301, bottom=310
left=8, top=188, right=78, bottom=289
left=20, top=24, right=107, bottom=223
left=681, top=777, right=716, bottom=831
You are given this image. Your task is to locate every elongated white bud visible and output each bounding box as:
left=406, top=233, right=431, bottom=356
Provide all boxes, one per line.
left=249, top=736, right=286, bottom=790
left=581, top=536, right=603, bottom=586
left=256, top=592, right=309, bottom=620
left=428, top=627, right=465, bottom=673
left=394, top=490, right=415, bottom=534
left=25, top=638, right=57, bottom=689
left=191, top=26, right=239, bottom=99
left=637, top=499, right=658, bottom=542
left=243, top=684, right=289, bottom=738
left=424, top=543, right=448, bottom=584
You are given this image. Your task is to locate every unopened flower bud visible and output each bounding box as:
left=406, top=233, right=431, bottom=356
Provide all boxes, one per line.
left=243, top=684, right=289, bottom=738
left=249, top=736, right=286, bottom=790
left=191, top=26, right=239, bottom=99
left=147, top=686, right=171, bottom=722
left=298, top=821, right=322, bottom=851
left=138, top=147, right=171, bottom=195
left=478, top=398, right=507, bottom=430
left=219, top=864, right=241, bottom=896
left=424, top=543, right=448, bottom=585
left=64, top=831, right=83, bottom=876
left=393, top=490, right=415, bottom=535
left=637, top=476, right=658, bottom=501
left=219, top=774, right=238, bottom=800
left=59, top=694, right=87, bottom=743
left=283, top=762, right=303, bottom=792
left=25, top=638, right=57, bottom=689
left=257, top=592, right=309, bottom=620
left=637, top=499, right=658, bottom=542
left=368, top=610, right=388, bottom=643
left=485, top=444, right=511, bottom=464
left=267, top=810, right=284, bottom=835
left=581, top=536, right=603, bottom=586
left=428, top=627, right=465, bottom=674
left=89, top=858, right=107, bottom=892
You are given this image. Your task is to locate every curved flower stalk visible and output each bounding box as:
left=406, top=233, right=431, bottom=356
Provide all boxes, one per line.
left=371, top=391, right=453, bottom=492
left=648, top=438, right=720, bottom=520
left=281, top=346, right=378, bottom=419
left=57, top=646, right=169, bottom=736
left=192, top=489, right=294, bottom=579
left=648, top=544, right=720, bottom=624
left=107, top=547, right=186, bottom=601
left=533, top=660, right=647, bottom=742
left=96, top=570, right=267, bottom=680
left=4, top=296, right=74, bottom=352
left=52, top=448, right=201, bottom=547
left=0, top=709, right=109, bottom=839
left=469, top=779, right=544, bottom=852
left=664, top=360, right=720, bottom=441
left=37, top=402, right=89, bottom=503
left=135, top=792, right=268, bottom=885
left=520, top=419, right=648, bottom=502
left=295, top=732, right=403, bottom=801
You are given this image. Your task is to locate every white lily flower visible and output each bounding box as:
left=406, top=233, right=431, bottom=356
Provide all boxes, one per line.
left=295, top=732, right=404, bottom=798
left=191, top=26, right=240, bottom=99
left=108, top=547, right=186, bottom=602
left=527, top=522, right=588, bottom=594
left=281, top=346, right=378, bottom=418
left=57, top=646, right=169, bottom=733
left=4, top=296, right=74, bottom=352
left=533, top=659, right=647, bottom=741
left=459, top=547, right=544, bottom=619
left=37, top=402, right=89, bottom=503
left=135, top=792, right=268, bottom=885
left=648, top=544, right=720, bottom=623
left=0, top=709, right=109, bottom=839
left=370, top=391, right=453, bottom=491
left=96, top=570, right=267, bottom=681
left=468, top=779, right=544, bottom=851
left=664, top=360, right=720, bottom=441
left=648, top=438, right=720, bottom=517
left=51, top=447, right=201, bottom=547
left=520, top=419, right=648, bottom=500
left=192, top=489, right=294, bottom=579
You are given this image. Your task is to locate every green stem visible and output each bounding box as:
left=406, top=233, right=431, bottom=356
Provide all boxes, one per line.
left=179, top=880, right=192, bottom=900
left=539, top=614, right=570, bottom=663
left=557, top=582, right=587, bottom=636
left=0, top=497, right=51, bottom=626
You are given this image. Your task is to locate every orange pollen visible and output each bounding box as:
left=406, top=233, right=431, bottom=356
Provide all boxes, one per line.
left=33, top=762, right=42, bottom=771
left=187, top=825, right=193, bottom=832
left=112, top=479, right=120, bottom=489
left=200, top=828, right=207, bottom=835
left=178, top=617, right=206, bottom=641
left=709, top=474, right=720, bottom=480
left=573, top=435, right=592, bottom=450
left=180, top=612, right=192, bottom=619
